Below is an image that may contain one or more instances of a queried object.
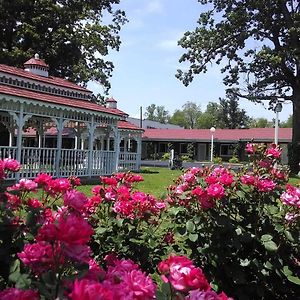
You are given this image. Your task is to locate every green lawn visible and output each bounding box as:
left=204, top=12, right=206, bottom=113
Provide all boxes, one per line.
left=77, top=167, right=300, bottom=199
left=77, top=167, right=183, bottom=198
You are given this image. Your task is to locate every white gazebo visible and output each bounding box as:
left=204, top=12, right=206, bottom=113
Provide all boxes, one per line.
left=0, top=54, right=143, bottom=179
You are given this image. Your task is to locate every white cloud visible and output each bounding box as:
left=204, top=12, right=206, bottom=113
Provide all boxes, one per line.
left=146, top=0, right=163, bottom=14
left=158, top=39, right=179, bottom=51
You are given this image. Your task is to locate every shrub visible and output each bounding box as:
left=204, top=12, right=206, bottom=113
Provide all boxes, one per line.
left=228, top=156, right=239, bottom=163
left=161, top=152, right=170, bottom=161
left=181, top=155, right=192, bottom=162
left=0, top=162, right=232, bottom=299
left=166, top=143, right=300, bottom=299
left=212, top=156, right=222, bottom=164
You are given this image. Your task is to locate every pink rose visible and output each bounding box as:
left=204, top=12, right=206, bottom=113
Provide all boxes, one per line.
left=57, top=214, right=94, bottom=245
left=63, top=189, right=88, bottom=212
left=18, top=241, right=55, bottom=273
left=3, top=158, right=21, bottom=172
left=120, top=269, right=156, bottom=300
left=69, top=279, right=113, bottom=300
left=206, top=183, right=225, bottom=199
left=0, top=288, right=39, bottom=300
left=245, top=143, right=255, bottom=154
left=255, top=178, right=276, bottom=192
left=266, top=144, right=281, bottom=159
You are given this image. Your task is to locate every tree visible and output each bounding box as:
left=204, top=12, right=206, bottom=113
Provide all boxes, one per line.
left=0, top=0, right=127, bottom=92
left=144, top=104, right=169, bottom=124
left=177, top=0, right=300, bottom=172
left=182, top=101, right=202, bottom=129
left=197, top=102, right=220, bottom=128
left=218, top=94, right=251, bottom=129
left=169, top=110, right=188, bottom=128
left=281, top=115, right=293, bottom=128
left=250, top=117, right=273, bottom=128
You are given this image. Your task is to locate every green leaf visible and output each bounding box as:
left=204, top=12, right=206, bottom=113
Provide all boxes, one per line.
left=287, top=275, right=300, bottom=285
left=282, top=266, right=293, bottom=276
left=240, top=258, right=250, bottom=266
left=188, top=233, right=198, bottom=242
left=235, top=228, right=242, bottom=235
left=261, top=234, right=273, bottom=242
left=284, top=230, right=295, bottom=242
left=263, top=240, right=278, bottom=252
left=186, top=220, right=195, bottom=232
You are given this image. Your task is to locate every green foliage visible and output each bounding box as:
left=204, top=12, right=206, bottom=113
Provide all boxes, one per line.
left=228, top=156, right=239, bottom=163
left=166, top=144, right=300, bottom=299
left=0, top=0, right=127, bottom=92
left=161, top=152, right=170, bottom=161
left=181, top=155, right=192, bottom=162
left=176, top=0, right=300, bottom=171
left=212, top=156, right=222, bottom=164
left=218, top=93, right=251, bottom=129
left=144, top=104, right=170, bottom=124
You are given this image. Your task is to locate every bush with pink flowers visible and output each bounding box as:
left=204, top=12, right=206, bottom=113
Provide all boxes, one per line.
left=0, top=143, right=299, bottom=299
left=166, top=143, right=300, bottom=299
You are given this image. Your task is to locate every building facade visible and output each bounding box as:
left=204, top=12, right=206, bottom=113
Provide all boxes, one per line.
left=0, top=55, right=142, bottom=179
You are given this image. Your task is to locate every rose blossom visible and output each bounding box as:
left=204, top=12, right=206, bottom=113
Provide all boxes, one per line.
left=3, top=158, right=21, bottom=172
left=266, top=144, right=281, bottom=159
left=8, top=178, right=38, bottom=192
left=245, top=143, right=255, bottom=154
left=118, top=269, right=156, bottom=300
left=57, top=213, right=94, bottom=245
left=63, top=189, right=88, bottom=212
left=255, top=178, right=276, bottom=192
left=240, top=174, right=256, bottom=185
left=206, top=183, right=225, bottom=199
left=69, top=279, right=113, bottom=300
left=158, top=255, right=210, bottom=292
left=0, top=288, right=39, bottom=300
left=18, top=241, right=55, bottom=273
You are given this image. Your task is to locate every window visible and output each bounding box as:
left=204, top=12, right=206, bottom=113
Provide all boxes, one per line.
left=220, top=144, right=236, bottom=156
left=159, top=143, right=168, bottom=153
left=180, top=143, right=188, bottom=154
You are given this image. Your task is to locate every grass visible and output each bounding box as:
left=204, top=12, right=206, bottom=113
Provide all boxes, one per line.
left=77, top=167, right=183, bottom=198
left=76, top=167, right=300, bottom=198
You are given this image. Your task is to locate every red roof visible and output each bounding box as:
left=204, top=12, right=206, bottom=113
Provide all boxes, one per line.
left=0, top=64, right=88, bottom=92
left=0, top=84, right=126, bottom=117
left=24, top=58, right=49, bottom=68
left=143, top=128, right=292, bottom=142
left=118, top=120, right=144, bottom=131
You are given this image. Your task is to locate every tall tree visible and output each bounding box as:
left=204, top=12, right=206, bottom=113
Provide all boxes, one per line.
left=0, top=0, right=127, bottom=91
left=182, top=101, right=202, bottom=129
left=281, top=115, right=293, bottom=128
left=169, top=110, right=188, bottom=128
left=250, top=117, right=273, bottom=128
left=177, top=0, right=300, bottom=172
left=197, top=102, right=220, bottom=128
left=144, top=104, right=169, bottom=124
left=218, top=94, right=251, bottom=129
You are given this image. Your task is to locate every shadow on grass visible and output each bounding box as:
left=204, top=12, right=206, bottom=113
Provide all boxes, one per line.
left=133, top=169, right=159, bottom=174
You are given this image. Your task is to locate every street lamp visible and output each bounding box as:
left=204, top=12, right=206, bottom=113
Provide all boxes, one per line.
left=210, top=127, right=216, bottom=162
left=274, top=102, right=283, bottom=145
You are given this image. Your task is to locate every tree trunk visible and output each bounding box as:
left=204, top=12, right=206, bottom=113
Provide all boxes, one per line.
left=290, top=89, right=300, bottom=173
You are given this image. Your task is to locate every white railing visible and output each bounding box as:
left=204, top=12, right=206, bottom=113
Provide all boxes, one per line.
left=60, top=149, right=89, bottom=178
left=119, top=152, right=141, bottom=171
left=0, top=146, right=141, bottom=180
left=91, top=150, right=115, bottom=176
left=21, top=147, right=57, bottom=178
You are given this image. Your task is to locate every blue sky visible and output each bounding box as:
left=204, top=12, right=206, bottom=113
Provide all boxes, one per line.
left=88, top=0, right=292, bottom=122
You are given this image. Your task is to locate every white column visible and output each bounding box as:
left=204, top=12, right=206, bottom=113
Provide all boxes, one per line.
left=136, top=137, right=142, bottom=170
left=16, top=103, right=24, bottom=164
left=113, top=127, right=120, bottom=172
left=88, top=116, right=95, bottom=178
left=74, top=135, right=78, bottom=149
left=81, top=136, right=85, bottom=150
left=106, top=136, right=110, bottom=151
left=274, top=110, right=279, bottom=145
left=55, top=115, right=64, bottom=178
left=9, top=130, right=13, bottom=147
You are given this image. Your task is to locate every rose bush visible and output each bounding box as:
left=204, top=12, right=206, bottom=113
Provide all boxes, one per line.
left=0, top=143, right=299, bottom=299
left=166, top=143, right=300, bottom=299
left=0, top=159, right=231, bottom=299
